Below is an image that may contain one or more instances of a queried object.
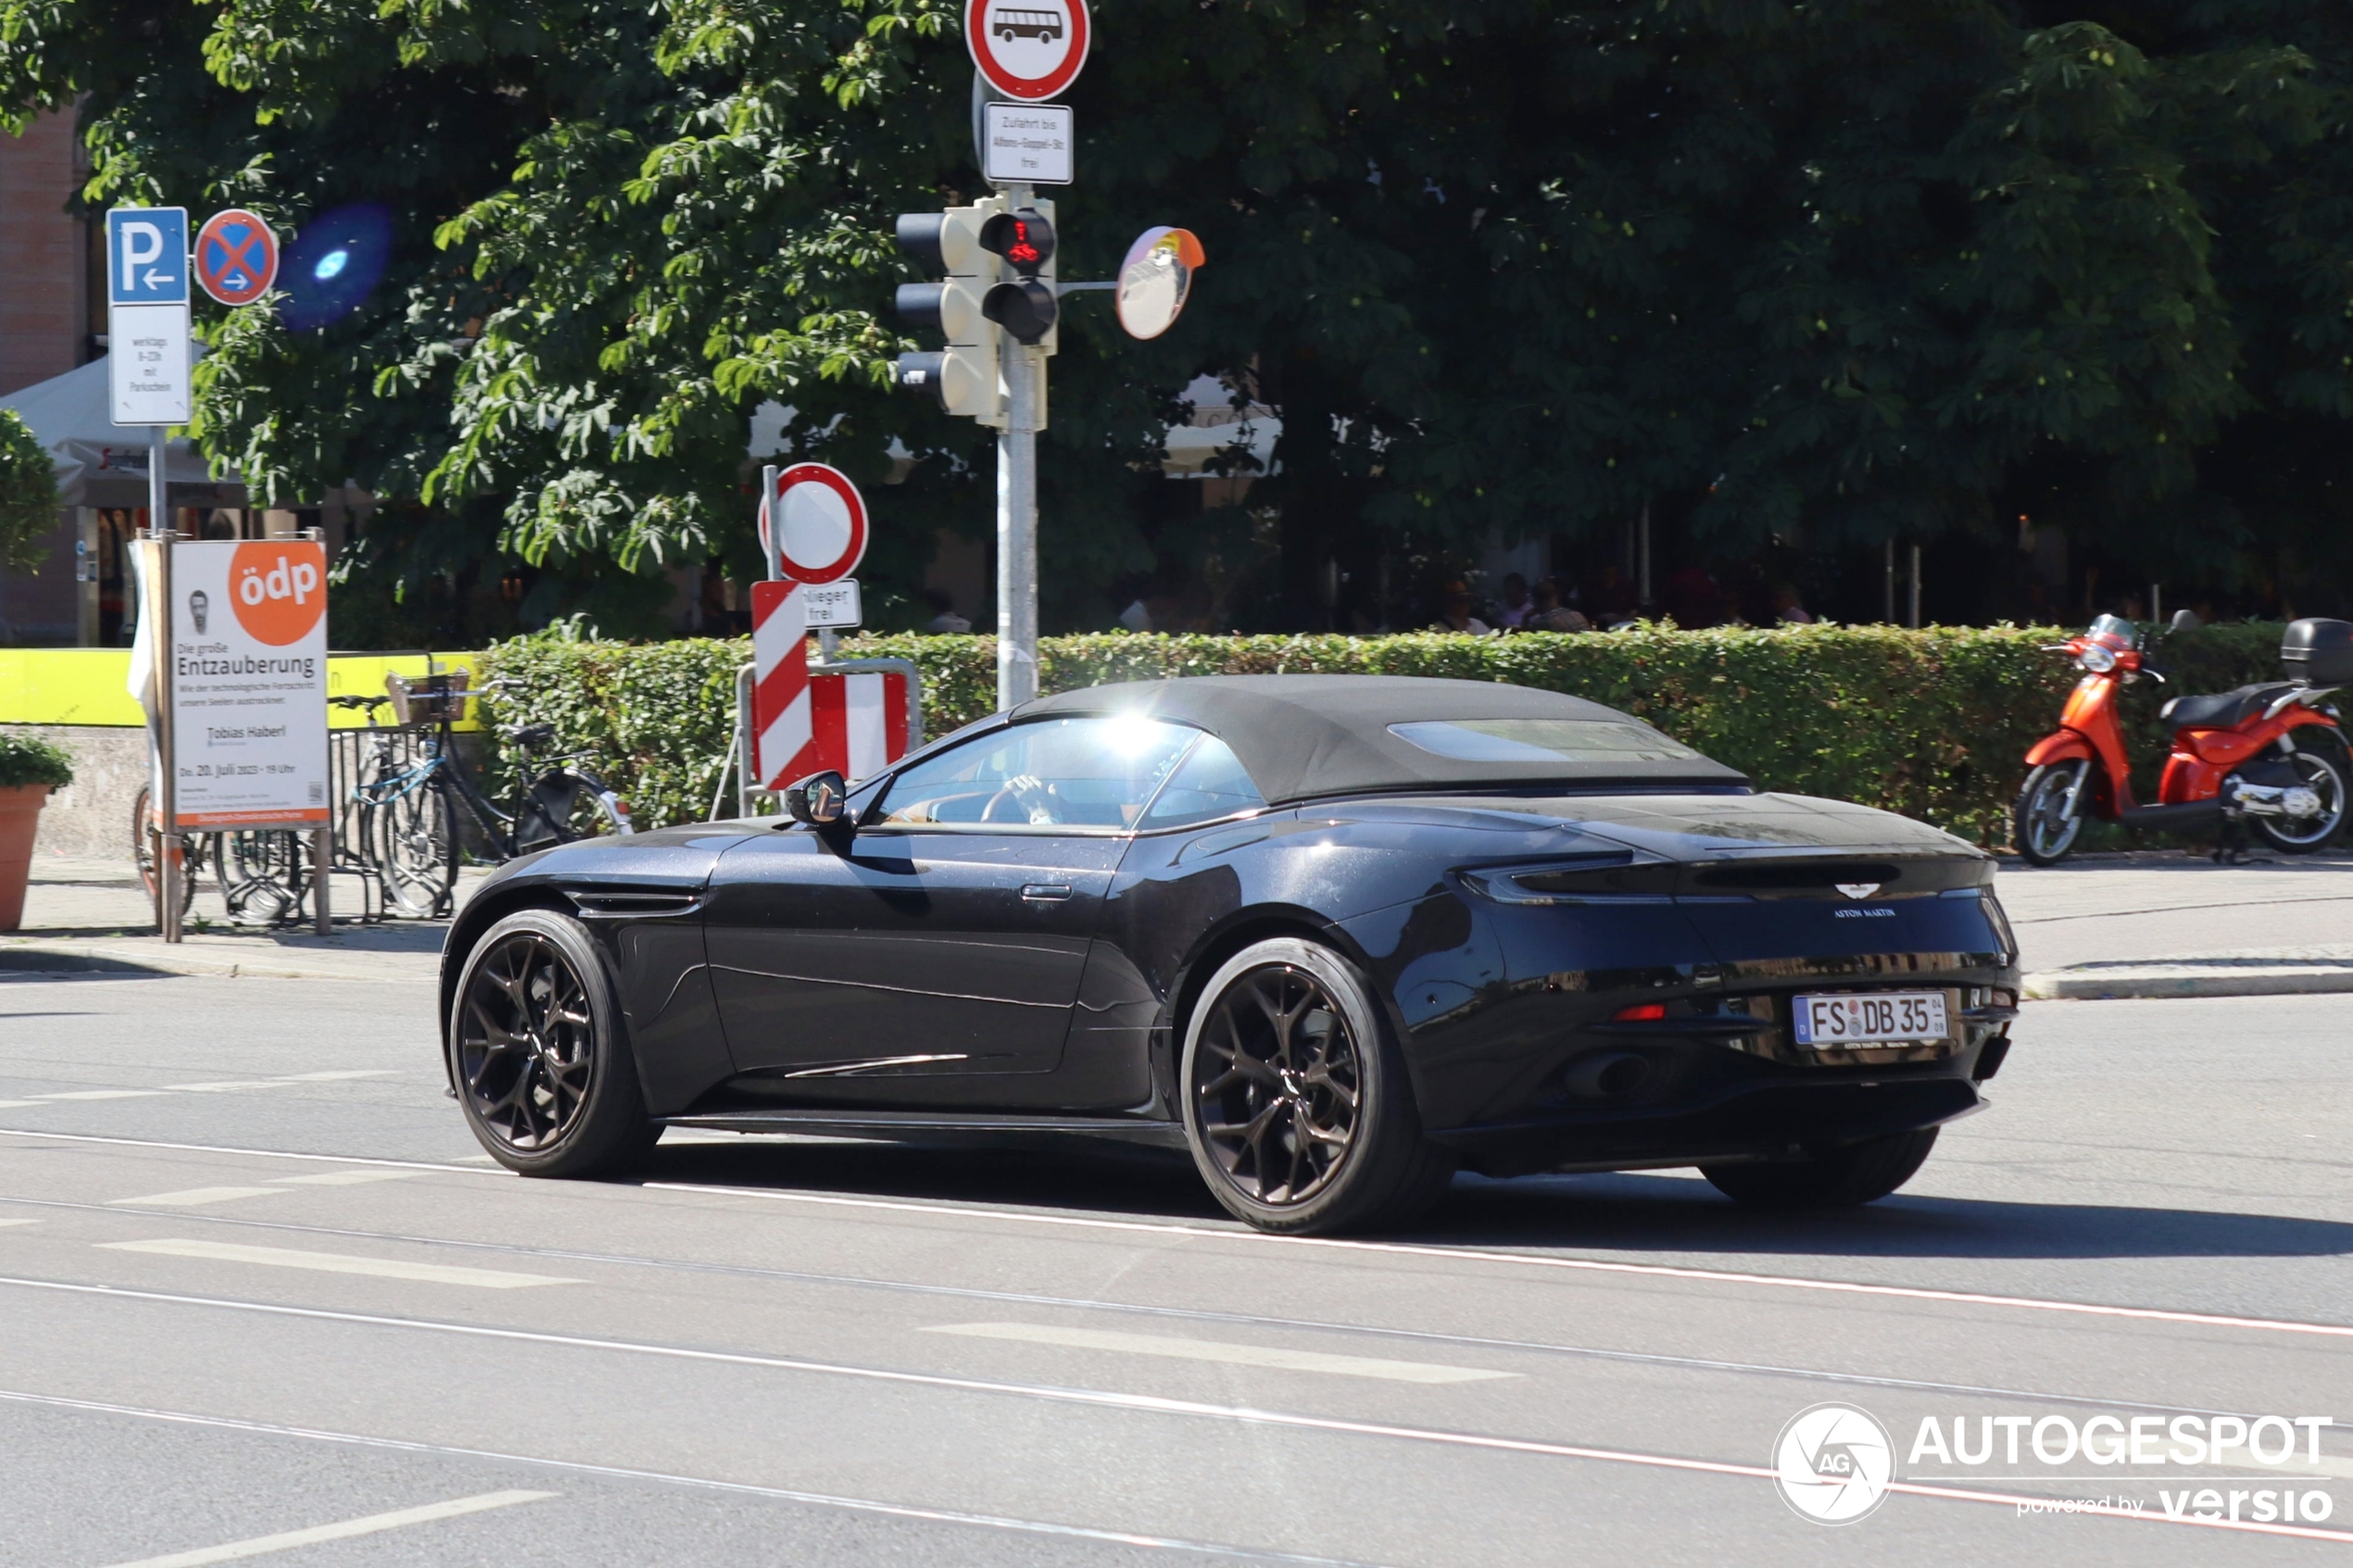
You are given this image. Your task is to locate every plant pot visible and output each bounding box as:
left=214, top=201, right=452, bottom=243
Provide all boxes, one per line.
left=0, top=784, right=50, bottom=932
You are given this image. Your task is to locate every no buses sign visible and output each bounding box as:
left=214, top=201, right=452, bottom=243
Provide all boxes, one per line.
left=166, top=539, right=331, bottom=830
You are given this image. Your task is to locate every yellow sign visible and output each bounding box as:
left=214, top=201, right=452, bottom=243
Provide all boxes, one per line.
left=0, top=649, right=481, bottom=730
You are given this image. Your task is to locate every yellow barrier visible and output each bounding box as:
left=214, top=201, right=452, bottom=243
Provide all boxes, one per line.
left=0, top=649, right=483, bottom=730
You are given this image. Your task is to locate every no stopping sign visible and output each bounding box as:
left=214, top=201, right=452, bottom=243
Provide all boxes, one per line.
left=761, top=463, right=868, bottom=585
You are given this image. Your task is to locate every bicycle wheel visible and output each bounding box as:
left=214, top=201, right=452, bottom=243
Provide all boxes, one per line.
left=369, top=770, right=458, bottom=917
left=131, top=784, right=200, bottom=917
left=217, top=829, right=307, bottom=927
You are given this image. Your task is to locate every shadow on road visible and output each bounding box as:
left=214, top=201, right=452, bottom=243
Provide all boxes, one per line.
left=640, top=1138, right=2353, bottom=1261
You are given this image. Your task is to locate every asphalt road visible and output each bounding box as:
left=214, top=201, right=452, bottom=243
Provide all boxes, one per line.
left=2, top=970, right=2350, bottom=1565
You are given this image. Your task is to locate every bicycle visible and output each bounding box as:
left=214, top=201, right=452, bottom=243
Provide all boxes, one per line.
left=130, top=784, right=208, bottom=919
left=352, top=671, right=632, bottom=918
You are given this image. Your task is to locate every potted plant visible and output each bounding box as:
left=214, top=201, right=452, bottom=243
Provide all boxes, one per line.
left=0, top=733, right=72, bottom=932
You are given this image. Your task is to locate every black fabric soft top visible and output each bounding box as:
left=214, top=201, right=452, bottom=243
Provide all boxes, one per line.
left=1013, top=675, right=1749, bottom=804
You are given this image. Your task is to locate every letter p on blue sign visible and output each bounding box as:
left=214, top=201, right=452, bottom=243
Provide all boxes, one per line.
left=107, top=208, right=189, bottom=306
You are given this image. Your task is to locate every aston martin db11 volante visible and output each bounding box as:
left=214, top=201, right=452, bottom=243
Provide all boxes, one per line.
left=439, top=675, right=2020, bottom=1234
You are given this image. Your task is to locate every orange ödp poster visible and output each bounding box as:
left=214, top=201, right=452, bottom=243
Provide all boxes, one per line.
left=165, top=539, right=330, bottom=830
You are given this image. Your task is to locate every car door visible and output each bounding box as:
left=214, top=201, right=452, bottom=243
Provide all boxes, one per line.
left=703, top=715, right=1202, bottom=1098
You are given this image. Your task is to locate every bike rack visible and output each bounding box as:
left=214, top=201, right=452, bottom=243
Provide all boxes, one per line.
left=726, top=657, right=925, bottom=821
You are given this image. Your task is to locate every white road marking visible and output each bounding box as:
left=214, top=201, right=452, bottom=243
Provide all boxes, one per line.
left=283, top=1071, right=398, bottom=1081
left=926, top=1322, right=1511, bottom=1384
left=107, top=1188, right=283, bottom=1209
left=35, top=1089, right=163, bottom=1100
left=14, top=1127, right=2353, bottom=1348
left=98, top=1238, right=580, bottom=1289
left=0, top=1100, right=42, bottom=1109
left=94, top=1489, right=555, bottom=1568
left=646, top=1181, right=2353, bottom=1345
left=3, top=1287, right=2347, bottom=1549
left=162, top=1081, right=299, bottom=1093
left=0, top=1218, right=37, bottom=1227
left=0, top=1391, right=1377, bottom=1568
left=269, top=1171, right=422, bottom=1187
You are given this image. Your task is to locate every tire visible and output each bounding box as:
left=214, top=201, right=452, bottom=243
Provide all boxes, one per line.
left=2250, top=746, right=2350, bottom=855
left=448, top=908, right=658, bottom=1177
left=131, top=784, right=201, bottom=917
left=1179, top=937, right=1454, bottom=1235
left=2013, top=760, right=2089, bottom=865
left=369, top=771, right=457, bottom=916
left=1700, top=1127, right=1939, bottom=1210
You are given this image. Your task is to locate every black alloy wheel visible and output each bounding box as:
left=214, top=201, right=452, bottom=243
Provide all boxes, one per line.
left=1180, top=937, right=1454, bottom=1235
left=450, top=909, right=655, bottom=1176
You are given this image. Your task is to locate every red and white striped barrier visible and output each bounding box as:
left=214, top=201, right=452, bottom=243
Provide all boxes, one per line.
left=749, top=582, right=919, bottom=790
left=750, top=581, right=812, bottom=787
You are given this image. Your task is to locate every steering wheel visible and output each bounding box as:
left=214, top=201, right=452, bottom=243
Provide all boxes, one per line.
left=982, top=775, right=1061, bottom=825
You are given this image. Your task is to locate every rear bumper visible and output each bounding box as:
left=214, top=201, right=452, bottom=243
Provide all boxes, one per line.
left=1427, top=1070, right=1984, bottom=1177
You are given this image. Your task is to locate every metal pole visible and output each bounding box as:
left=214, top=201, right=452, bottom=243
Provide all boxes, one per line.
left=997, top=180, right=1040, bottom=713
left=1883, top=540, right=1895, bottom=624
left=1908, top=543, right=1922, bottom=629
left=150, top=427, right=182, bottom=944
left=2150, top=583, right=2161, bottom=625
left=1637, top=502, right=1652, bottom=609
left=760, top=463, right=780, bottom=583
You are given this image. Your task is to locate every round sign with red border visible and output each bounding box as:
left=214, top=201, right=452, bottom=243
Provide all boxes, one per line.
left=965, top=0, right=1089, bottom=102
left=195, top=208, right=280, bottom=307
left=761, top=463, right=868, bottom=584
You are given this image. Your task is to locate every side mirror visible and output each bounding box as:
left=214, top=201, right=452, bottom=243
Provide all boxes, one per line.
left=2170, top=608, right=2199, bottom=633
left=784, top=770, right=850, bottom=831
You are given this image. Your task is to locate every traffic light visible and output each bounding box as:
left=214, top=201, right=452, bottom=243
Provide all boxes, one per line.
left=892, top=200, right=1006, bottom=424
left=978, top=202, right=1058, bottom=351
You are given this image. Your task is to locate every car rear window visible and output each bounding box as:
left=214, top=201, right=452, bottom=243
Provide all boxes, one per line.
left=1387, top=719, right=1704, bottom=764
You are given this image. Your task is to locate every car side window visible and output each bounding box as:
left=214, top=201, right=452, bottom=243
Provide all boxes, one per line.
left=874, top=716, right=1200, bottom=830
left=1139, top=734, right=1266, bottom=828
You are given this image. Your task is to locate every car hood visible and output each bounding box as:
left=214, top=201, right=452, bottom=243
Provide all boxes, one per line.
left=473, top=821, right=759, bottom=896
left=1324, top=792, right=1986, bottom=865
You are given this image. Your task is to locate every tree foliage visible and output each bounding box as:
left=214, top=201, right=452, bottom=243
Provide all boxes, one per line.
left=3, top=0, right=2349, bottom=627
left=0, top=406, right=59, bottom=571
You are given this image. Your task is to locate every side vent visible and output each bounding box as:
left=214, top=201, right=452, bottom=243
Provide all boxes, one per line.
left=565, top=887, right=702, bottom=918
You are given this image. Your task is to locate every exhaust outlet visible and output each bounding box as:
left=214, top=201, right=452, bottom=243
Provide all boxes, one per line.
left=1564, top=1051, right=1653, bottom=1099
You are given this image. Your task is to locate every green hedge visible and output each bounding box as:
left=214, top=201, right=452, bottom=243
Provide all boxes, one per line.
left=473, top=623, right=2290, bottom=847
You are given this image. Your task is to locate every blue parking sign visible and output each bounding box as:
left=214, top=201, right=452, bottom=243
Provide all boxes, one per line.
left=106, top=207, right=189, bottom=305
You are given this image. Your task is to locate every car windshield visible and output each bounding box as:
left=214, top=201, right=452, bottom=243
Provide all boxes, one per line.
left=1387, top=719, right=1704, bottom=765
left=875, top=715, right=1200, bottom=829
left=2084, top=613, right=2140, bottom=648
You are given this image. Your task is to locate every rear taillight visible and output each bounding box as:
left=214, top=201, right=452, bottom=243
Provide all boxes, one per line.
left=1612, top=1002, right=1667, bottom=1022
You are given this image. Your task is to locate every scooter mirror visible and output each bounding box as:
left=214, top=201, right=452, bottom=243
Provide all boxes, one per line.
left=2170, top=608, right=2199, bottom=633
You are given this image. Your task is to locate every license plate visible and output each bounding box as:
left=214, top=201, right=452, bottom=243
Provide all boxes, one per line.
left=1793, top=991, right=1948, bottom=1047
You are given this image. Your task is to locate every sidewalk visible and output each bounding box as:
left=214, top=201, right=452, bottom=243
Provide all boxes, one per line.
left=1996, top=848, right=2353, bottom=999
left=0, top=855, right=482, bottom=983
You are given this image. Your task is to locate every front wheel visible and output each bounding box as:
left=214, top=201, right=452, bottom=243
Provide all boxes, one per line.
left=1700, top=1128, right=1939, bottom=1209
left=449, top=909, right=657, bottom=1177
left=2013, top=760, right=2089, bottom=865
left=367, top=771, right=456, bottom=917
left=1179, top=937, right=1454, bottom=1235
left=2251, top=746, right=2350, bottom=854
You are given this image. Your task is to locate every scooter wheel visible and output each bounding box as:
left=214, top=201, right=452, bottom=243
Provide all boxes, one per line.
left=2014, top=760, right=2089, bottom=865
left=2250, top=746, right=2351, bottom=855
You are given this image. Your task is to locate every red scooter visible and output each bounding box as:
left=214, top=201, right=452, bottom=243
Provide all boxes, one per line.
left=2014, top=613, right=2353, bottom=864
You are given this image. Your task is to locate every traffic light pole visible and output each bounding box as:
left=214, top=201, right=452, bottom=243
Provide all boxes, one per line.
left=996, top=182, right=1041, bottom=710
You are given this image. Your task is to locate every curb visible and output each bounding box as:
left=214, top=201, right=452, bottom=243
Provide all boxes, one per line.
left=0, top=941, right=430, bottom=984
left=2024, top=967, right=2353, bottom=1001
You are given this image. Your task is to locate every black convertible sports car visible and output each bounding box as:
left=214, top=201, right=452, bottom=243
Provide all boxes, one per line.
left=439, top=675, right=2020, bottom=1234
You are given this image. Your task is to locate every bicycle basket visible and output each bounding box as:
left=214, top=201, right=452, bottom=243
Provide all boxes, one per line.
left=385, top=671, right=472, bottom=727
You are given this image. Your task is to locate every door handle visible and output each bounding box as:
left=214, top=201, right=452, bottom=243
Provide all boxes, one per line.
left=1020, top=883, right=1074, bottom=902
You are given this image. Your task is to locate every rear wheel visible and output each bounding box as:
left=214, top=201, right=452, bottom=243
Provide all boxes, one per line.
left=2250, top=746, right=2349, bottom=854
left=1180, top=937, right=1454, bottom=1235
left=2013, top=760, right=2089, bottom=865
left=449, top=909, right=657, bottom=1177
left=1700, top=1128, right=1939, bottom=1209
left=130, top=785, right=202, bottom=916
